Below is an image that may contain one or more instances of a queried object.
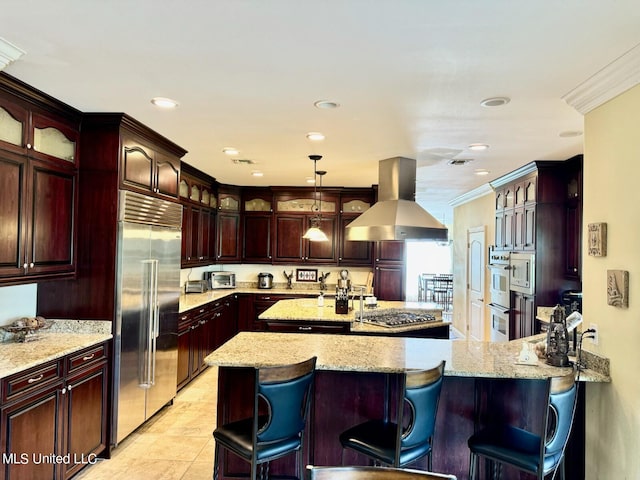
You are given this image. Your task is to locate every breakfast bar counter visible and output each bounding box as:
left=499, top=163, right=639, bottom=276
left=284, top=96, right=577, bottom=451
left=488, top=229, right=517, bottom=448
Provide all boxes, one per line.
left=206, top=333, right=608, bottom=479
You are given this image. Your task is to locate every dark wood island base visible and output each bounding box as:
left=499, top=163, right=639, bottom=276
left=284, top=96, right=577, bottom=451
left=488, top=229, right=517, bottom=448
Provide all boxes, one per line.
left=207, top=332, right=606, bottom=480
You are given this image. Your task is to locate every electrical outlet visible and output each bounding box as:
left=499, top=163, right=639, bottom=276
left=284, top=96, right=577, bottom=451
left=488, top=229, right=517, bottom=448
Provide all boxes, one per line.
left=589, top=323, right=599, bottom=345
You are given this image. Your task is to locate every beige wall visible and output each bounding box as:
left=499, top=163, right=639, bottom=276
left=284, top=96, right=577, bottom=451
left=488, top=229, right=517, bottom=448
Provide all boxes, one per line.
left=452, top=192, right=494, bottom=338
left=583, top=84, right=640, bottom=479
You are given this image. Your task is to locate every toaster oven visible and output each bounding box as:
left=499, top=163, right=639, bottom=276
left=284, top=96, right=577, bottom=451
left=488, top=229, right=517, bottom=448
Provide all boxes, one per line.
left=204, top=271, right=236, bottom=289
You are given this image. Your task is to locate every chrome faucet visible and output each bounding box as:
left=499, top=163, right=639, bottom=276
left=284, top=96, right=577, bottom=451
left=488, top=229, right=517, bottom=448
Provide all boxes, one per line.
left=358, top=286, right=365, bottom=323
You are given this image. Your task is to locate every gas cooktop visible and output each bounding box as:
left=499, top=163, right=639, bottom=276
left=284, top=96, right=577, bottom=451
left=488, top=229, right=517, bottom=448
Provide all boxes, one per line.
left=361, top=312, right=437, bottom=328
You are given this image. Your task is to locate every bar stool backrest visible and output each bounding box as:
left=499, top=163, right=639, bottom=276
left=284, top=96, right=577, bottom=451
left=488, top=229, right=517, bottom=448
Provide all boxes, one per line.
left=398, top=361, right=446, bottom=452
left=543, top=371, right=577, bottom=464
left=255, top=357, right=317, bottom=443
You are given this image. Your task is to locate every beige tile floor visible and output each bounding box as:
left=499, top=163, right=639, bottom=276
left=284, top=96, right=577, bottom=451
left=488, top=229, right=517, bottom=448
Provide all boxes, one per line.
left=76, top=366, right=219, bottom=480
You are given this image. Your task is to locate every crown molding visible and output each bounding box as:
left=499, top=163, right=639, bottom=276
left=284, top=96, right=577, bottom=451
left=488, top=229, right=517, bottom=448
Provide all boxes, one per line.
left=0, top=37, right=25, bottom=71
left=563, top=42, right=640, bottom=114
left=449, top=183, right=493, bottom=208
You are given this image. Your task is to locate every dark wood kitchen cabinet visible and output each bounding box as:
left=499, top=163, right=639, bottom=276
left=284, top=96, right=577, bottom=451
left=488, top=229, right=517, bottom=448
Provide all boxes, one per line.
left=511, top=291, right=535, bottom=340
left=242, top=188, right=273, bottom=263
left=36, top=113, right=187, bottom=321
left=1, top=360, right=63, bottom=480
left=61, top=343, right=109, bottom=480
left=564, top=155, right=583, bottom=280
left=338, top=192, right=374, bottom=266
left=0, top=74, right=81, bottom=285
left=373, top=241, right=405, bottom=301
left=177, top=306, right=209, bottom=390
left=178, top=298, right=238, bottom=390
left=181, top=205, right=215, bottom=266
left=490, top=158, right=583, bottom=339
left=179, top=164, right=216, bottom=267
left=0, top=341, right=110, bottom=480
left=272, top=189, right=339, bottom=265
left=273, top=215, right=337, bottom=264
left=120, top=133, right=181, bottom=201
left=216, top=187, right=242, bottom=263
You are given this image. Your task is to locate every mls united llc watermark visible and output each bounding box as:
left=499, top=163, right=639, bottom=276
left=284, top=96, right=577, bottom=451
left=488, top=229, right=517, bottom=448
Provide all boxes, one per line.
left=2, top=452, right=98, bottom=465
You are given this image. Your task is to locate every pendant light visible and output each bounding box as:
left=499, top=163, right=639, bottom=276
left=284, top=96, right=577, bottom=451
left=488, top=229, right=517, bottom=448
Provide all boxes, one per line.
left=302, top=155, right=329, bottom=242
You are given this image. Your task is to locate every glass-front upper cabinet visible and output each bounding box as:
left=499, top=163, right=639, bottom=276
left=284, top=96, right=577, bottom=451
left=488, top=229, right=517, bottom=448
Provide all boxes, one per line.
left=29, top=112, right=79, bottom=164
left=0, top=100, right=27, bottom=156
left=0, top=105, right=24, bottom=149
left=0, top=98, right=80, bottom=165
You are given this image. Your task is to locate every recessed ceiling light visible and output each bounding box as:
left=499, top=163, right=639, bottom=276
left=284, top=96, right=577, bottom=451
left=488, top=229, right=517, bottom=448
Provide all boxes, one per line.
left=150, top=97, right=179, bottom=109
left=475, top=169, right=490, bottom=176
left=559, top=130, right=583, bottom=138
left=306, top=177, right=316, bottom=184
left=314, top=100, right=340, bottom=109
left=468, top=143, right=489, bottom=151
left=306, top=132, right=325, bottom=141
left=251, top=171, right=263, bottom=177
left=223, top=147, right=239, bottom=155
left=480, top=97, right=510, bottom=107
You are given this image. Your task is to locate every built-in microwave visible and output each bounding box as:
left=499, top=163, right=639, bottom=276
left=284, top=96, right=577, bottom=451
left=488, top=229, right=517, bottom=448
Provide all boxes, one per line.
left=204, top=271, right=236, bottom=289
left=509, top=252, right=535, bottom=295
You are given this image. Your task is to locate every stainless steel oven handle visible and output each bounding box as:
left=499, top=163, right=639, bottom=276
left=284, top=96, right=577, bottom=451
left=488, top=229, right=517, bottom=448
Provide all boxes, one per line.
left=488, top=303, right=510, bottom=314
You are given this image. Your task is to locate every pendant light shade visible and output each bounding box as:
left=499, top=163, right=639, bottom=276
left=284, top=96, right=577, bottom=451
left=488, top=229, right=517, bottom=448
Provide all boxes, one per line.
left=303, top=155, right=329, bottom=242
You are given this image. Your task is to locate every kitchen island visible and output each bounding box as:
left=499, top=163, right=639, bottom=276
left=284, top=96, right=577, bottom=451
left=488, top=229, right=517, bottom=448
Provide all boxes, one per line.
left=258, top=298, right=450, bottom=338
left=205, top=332, right=608, bottom=479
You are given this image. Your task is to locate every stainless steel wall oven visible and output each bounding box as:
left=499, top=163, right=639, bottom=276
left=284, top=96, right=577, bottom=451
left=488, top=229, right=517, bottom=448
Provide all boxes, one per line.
left=487, top=247, right=511, bottom=342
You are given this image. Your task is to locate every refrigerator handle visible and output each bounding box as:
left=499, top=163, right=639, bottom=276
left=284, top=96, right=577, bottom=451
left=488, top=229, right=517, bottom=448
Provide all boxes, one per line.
left=140, top=259, right=157, bottom=389
left=151, top=259, right=159, bottom=386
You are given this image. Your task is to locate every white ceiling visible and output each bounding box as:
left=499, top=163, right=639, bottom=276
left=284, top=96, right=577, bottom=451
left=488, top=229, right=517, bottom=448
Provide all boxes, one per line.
left=2, top=1, right=640, bottom=223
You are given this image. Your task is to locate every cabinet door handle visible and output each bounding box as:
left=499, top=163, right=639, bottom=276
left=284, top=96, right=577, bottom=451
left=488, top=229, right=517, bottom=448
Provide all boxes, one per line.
left=23, top=263, right=28, bottom=269
left=298, top=326, right=312, bottom=331
left=27, top=374, right=44, bottom=384
left=29, top=262, right=34, bottom=268
left=82, top=353, right=95, bottom=361
left=26, top=143, right=32, bottom=149
left=61, top=387, right=67, bottom=394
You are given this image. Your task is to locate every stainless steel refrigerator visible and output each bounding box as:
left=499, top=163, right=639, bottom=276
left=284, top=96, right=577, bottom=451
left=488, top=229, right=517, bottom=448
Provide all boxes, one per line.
left=112, top=190, right=182, bottom=445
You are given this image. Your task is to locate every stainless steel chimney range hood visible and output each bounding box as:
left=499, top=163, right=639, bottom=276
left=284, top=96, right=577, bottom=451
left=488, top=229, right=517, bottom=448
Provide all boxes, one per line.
left=345, top=157, right=448, bottom=242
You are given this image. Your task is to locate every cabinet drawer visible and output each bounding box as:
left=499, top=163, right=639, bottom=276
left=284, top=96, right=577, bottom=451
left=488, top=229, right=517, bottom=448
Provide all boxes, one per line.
left=67, top=343, right=107, bottom=373
left=264, top=321, right=350, bottom=334
left=2, top=360, right=63, bottom=402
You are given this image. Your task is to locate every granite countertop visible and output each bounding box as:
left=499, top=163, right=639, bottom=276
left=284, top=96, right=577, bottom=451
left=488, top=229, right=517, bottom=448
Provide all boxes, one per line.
left=205, top=331, right=610, bottom=383
left=179, top=286, right=318, bottom=312
left=0, top=320, right=112, bottom=380
left=258, top=298, right=447, bottom=333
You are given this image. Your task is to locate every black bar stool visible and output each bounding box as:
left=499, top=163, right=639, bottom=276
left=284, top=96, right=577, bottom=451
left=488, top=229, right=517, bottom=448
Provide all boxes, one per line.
left=467, top=369, right=577, bottom=480
left=212, top=356, right=317, bottom=480
left=339, top=361, right=446, bottom=470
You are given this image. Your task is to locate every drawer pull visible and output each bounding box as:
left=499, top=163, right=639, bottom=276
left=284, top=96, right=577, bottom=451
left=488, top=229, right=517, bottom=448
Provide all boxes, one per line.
left=82, top=353, right=95, bottom=361
left=298, top=326, right=312, bottom=331
left=27, top=374, right=44, bottom=384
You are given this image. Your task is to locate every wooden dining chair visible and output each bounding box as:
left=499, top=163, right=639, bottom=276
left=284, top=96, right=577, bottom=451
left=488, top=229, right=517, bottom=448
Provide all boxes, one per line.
left=307, top=465, right=457, bottom=480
